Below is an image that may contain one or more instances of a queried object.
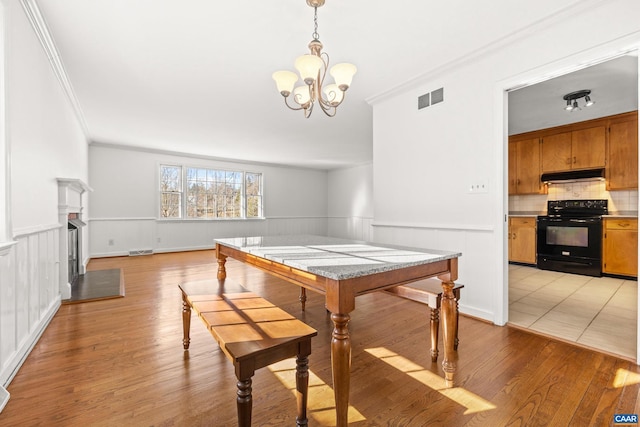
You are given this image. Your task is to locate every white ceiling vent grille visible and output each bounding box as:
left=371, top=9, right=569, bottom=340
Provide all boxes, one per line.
left=418, top=87, right=444, bottom=110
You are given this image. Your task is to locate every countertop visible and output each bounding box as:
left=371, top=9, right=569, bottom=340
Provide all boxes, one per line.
left=509, top=211, right=638, bottom=218
left=215, top=234, right=461, bottom=280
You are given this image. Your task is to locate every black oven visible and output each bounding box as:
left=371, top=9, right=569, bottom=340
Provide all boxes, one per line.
left=536, top=199, right=607, bottom=277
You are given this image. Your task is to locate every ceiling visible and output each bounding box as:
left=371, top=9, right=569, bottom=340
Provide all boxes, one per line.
left=33, top=0, right=625, bottom=169
left=509, top=54, right=639, bottom=135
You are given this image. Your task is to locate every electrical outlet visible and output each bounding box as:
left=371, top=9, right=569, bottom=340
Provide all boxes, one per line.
left=108, top=239, right=114, bottom=246
left=468, top=181, right=488, bottom=194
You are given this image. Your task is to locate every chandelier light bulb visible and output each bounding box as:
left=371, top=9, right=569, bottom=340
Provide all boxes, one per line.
left=323, top=83, right=344, bottom=105
left=295, top=55, right=323, bottom=85
left=330, top=63, right=357, bottom=90
left=293, top=86, right=311, bottom=106
left=272, top=71, right=298, bottom=97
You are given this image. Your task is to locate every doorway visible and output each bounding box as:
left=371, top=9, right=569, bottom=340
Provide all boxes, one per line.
left=506, top=53, right=639, bottom=360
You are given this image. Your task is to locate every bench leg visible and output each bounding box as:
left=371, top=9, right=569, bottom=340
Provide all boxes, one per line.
left=430, top=307, right=439, bottom=362
left=181, top=295, right=191, bottom=350
left=296, top=352, right=310, bottom=427
left=236, top=378, right=252, bottom=427
left=454, top=297, right=460, bottom=351
left=299, top=288, right=307, bottom=312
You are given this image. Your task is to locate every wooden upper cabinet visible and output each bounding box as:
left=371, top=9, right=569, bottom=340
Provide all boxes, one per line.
left=607, top=112, right=638, bottom=190
left=541, top=132, right=572, bottom=173
left=517, top=138, right=542, bottom=194
left=572, top=126, right=606, bottom=170
left=541, top=126, right=605, bottom=173
left=508, top=138, right=543, bottom=195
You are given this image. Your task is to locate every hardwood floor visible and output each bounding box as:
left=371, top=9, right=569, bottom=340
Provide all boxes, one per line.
left=1, top=251, right=640, bottom=426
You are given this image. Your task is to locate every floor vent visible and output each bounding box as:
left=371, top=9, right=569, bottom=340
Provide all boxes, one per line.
left=128, top=249, right=153, bottom=256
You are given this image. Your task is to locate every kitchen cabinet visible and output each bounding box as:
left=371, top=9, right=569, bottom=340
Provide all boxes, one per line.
left=541, top=126, right=606, bottom=173
left=607, top=111, right=638, bottom=190
left=508, top=138, right=544, bottom=195
left=603, top=218, right=638, bottom=277
left=509, top=216, right=537, bottom=265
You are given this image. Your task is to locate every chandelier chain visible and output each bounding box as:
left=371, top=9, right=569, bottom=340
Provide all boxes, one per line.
left=312, top=7, right=319, bottom=40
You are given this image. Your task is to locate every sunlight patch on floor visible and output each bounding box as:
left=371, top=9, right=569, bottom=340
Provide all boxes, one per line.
left=614, top=368, right=640, bottom=388
left=365, top=347, right=496, bottom=415
left=269, top=359, right=366, bottom=425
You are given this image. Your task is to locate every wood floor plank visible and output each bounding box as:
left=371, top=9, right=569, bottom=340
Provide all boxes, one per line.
left=0, top=250, right=638, bottom=426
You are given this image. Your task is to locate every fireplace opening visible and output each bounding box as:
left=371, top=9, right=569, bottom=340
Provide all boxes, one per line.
left=67, top=213, right=86, bottom=287
left=68, top=222, right=79, bottom=286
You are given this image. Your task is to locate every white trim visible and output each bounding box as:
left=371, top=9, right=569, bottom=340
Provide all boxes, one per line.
left=56, top=178, right=92, bottom=194
left=0, top=1, right=10, bottom=244
left=12, top=223, right=61, bottom=238
left=372, top=222, right=494, bottom=232
left=19, top=0, right=89, bottom=136
left=0, top=240, right=16, bottom=256
left=1, top=296, right=61, bottom=387
left=0, top=385, right=9, bottom=414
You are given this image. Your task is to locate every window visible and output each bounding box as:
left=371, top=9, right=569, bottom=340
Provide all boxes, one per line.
left=160, top=165, right=182, bottom=218
left=159, top=164, right=263, bottom=219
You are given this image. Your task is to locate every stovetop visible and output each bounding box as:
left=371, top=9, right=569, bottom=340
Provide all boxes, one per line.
left=546, top=199, right=608, bottom=217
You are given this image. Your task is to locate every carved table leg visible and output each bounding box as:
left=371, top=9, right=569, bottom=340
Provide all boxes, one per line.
left=236, top=378, right=252, bottom=427
left=429, top=307, right=439, bottom=362
left=217, top=253, right=227, bottom=281
left=295, top=348, right=311, bottom=427
left=440, top=280, right=458, bottom=388
left=181, top=294, right=191, bottom=350
left=331, top=312, right=351, bottom=427
left=299, top=288, right=307, bottom=312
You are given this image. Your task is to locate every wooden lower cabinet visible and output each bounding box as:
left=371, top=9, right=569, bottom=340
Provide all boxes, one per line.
left=509, top=217, right=537, bottom=265
left=602, top=218, right=638, bottom=277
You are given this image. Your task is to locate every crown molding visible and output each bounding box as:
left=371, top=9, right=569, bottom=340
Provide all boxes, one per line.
left=19, top=0, right=89, bottom=137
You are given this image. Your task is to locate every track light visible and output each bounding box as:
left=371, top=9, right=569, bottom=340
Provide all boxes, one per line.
left=562, top=89, right=594, bottom=112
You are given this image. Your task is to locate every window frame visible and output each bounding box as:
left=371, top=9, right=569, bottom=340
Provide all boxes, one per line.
left=158, top=163, right=264, bottom=221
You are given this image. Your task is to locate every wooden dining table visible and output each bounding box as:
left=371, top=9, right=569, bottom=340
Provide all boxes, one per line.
left=214, top=235, right=462, bottom=426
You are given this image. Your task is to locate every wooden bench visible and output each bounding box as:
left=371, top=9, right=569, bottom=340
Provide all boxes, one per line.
left=383, top=278, right=464, bottom=362
left=180, top=280, right=318, bottom=427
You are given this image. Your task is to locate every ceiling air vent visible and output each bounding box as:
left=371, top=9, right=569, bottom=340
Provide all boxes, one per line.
left=418, top=87, right=444, bottom=110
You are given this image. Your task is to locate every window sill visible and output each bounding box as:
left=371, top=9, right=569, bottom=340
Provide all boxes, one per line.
left=156, top=217, right=266, bottom=223
left=0, top=240, right=17, bottom=257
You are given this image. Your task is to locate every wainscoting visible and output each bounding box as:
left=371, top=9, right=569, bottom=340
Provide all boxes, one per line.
left=0, top=225, right=61, bottom=387
left=89, top=216, right=332, bottom=257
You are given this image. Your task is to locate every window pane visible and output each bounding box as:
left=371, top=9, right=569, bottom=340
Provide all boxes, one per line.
left=161, top=192, right=181, bottom=218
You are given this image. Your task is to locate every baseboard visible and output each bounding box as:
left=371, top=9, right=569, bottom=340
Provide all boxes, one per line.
left=0, top=296, right=61, bottom=388
left=458, top=303, right=493, bottom=324
left=0, top=385, right=9, bottom=414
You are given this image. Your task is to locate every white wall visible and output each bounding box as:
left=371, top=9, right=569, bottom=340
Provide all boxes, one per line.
left=88, top=144, right=329, bottom=256
left=327, top=163, right=374, bottom=241
left=0, top=0, right=88, bottom=389
left=369, top=0, right=640, bottom=324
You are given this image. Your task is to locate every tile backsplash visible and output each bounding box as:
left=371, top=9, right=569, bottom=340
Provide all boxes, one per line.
left=509, top=180, right=638, bottom=213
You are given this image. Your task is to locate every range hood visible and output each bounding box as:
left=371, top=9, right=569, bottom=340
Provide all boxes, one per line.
left=541, top=168, right=605, bottom=184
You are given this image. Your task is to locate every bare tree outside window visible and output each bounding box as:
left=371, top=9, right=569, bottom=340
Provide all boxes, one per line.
left=160, top=165, right=182, bottom=218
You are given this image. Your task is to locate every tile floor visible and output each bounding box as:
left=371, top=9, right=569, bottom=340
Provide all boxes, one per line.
left=508, top=264, right=638, bottom=360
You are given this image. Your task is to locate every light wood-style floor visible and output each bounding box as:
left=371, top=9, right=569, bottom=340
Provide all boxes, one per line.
left=2, top=251, right=640, bottom=426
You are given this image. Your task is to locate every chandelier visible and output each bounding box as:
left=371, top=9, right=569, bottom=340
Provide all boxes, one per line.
left=272, top=0, right=357, bottom=118
left=563, top=89, right=594, bottom=112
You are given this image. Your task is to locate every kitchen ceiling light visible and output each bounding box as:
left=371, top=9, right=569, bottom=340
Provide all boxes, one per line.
left=562, top=89, right=595, bottom=112
left=272, top=0, right=356, bottom=118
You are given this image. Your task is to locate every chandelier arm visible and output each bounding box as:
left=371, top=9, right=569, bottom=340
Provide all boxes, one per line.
left=317, top=101, right=337, bottom=117
left=283, top=96, right=306, bottom=112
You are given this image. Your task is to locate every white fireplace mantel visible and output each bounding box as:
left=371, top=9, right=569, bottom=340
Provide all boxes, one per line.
left=57, top=178, right=92, bottom=299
